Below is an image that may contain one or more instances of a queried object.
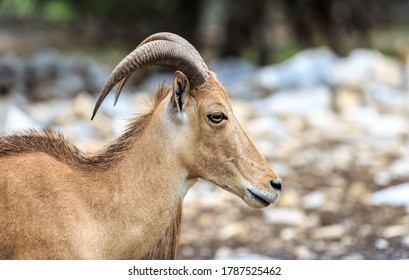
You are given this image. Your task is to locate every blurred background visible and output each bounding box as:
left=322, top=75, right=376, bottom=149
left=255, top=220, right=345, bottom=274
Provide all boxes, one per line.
left=1, top=0, right=409, bottom=259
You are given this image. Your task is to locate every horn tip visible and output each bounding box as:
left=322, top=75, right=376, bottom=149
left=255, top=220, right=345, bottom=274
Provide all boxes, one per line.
left=90, top=109, right=97, bottom=121
left=90, top=100, right=102, bottom=120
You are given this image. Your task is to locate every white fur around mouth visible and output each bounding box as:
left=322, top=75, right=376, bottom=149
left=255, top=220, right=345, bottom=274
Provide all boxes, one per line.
left=247, top=187, right=279, bottom=205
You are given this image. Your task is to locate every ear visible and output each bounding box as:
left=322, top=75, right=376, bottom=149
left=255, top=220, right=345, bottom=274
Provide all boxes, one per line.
left=171, top=70, right=190, bottom=113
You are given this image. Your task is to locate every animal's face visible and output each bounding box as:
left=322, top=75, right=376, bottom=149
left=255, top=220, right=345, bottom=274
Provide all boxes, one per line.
left=169, top=71, right=281, bottom=208
left=90, top=32, right=281, bottom=208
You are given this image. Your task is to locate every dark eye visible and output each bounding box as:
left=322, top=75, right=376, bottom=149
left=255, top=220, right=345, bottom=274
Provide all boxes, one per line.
left=207, top=112, right=227, bottom=124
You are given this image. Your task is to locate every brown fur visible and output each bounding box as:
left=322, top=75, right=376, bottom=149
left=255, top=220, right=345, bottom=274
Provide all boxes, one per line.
left=0, top=85, right=181, bottom=259
left=0, top=74, right=280, bottom=260
left=142, top=201, right=182, bottom=260
left=0, top=85, right=169, bottom=171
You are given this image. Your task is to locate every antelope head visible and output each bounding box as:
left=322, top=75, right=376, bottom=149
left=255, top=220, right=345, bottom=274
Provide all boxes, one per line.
left=91, top=32, right=281, bottom=208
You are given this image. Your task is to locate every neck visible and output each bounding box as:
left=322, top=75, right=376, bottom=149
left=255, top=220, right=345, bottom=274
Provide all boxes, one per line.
left=90, top=101, right=193, bottom=259
left=142, top=201, right=183, bottom=259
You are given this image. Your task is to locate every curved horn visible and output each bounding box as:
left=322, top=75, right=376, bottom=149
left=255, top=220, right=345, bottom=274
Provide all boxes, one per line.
left=113, top=32, right=208, bottom=107
left=138, top=32, right=208, bottom=71
left=91, top=36, right=209, bottom=120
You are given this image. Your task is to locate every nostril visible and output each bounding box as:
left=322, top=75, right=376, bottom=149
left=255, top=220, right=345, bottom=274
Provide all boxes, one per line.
left=270, top=179, right=282, bottom=191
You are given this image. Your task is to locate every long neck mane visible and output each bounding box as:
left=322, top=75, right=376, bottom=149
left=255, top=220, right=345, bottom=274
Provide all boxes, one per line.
left=0, top=85, right=186, bottom=259
left=0, top=86, right=170, bottom=172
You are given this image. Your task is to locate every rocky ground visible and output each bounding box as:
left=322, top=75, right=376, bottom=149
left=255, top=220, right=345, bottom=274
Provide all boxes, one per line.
left=1, top=30, right=409, bottom=259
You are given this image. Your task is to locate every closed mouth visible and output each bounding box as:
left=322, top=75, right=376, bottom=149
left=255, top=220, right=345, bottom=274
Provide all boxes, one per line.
left=222, top=184, right=279, bottom=208
left=247, top=188, right=273, bottom=207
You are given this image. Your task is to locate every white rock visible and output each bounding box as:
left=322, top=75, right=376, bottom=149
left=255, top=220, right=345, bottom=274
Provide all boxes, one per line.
left=84, top=61, right=111, bottom=93
left=345, top=107, right=408, bottom=139
left=214, top=247, right=234, bottom=259
left=387, top=156, right=409, bottom=181
left=370, top=114, right=407, bottom=139
left=306, top=110, right=339, bottom=131
left=184, top=180, right=229, bottom=206
left=217, top=252, right=271, bottom=260
left=375, top=238, right=389, bottom=250
left=330, top=51, right=370, bottom=88
left=0, top=104, right=7, bottom=131
left=89, top=113, right=114, bottom=139
left=230, top=99, right=254, bottom=123
left=244, top=116, right=287, bottom=140
left=73, top=92, right=94, bottom=120
left=209, top=58, right=260, bottom=99
left=382, top=225, right=407, bottom=238
left=138, top=72, right=173, bottom=92
left=331, top=49, right=404, bottom=89
left=371, top=182, right=409, bottom=206
left=52, top=121, right=98, bottom=147
left=302, top=191, right=326, bottom=209
left=367, top=138, right=404, bottom=158
left=256, top=47, right=337, bottom=91
left=217, top=223, right=245, bottom=240
left=227, top=248, right=272, bottom=260
left=55, top=72, right=85, bottom=97
left=276, top=188, right=301, bottom=208
left=269, top=162, right=292, bottom=178
left=343, top=253, right=364, bottom=260
left=280, top=227, right=297, bottom=241
left=366, top=84, right=408, bottom=114
left=373, top=54, right=404, bottom=87
left=374, top=172, right=393, bottom=186
left=252, top=139, right=276, bottom=158
left=334, top=89, right=363, bottom=111
left=3, top=105, right=41, bottom=133
left=254, top=67, right=281, bottom=92
left=295, top=245, right=315, bottom=259
left=304, top=214, right=321, bottom=228
left=22, top=99, right=72, bottom=127
left=97, top=92, right=141, bottom=120
left=312, top=224, right=346, bottom=239
left=402, top=236, right=409, bottom=248
left=404, top=139, right=409, bottom=157
left=254, top=86, right=333, bottom=117
left=263, top=207, right=306, bottom=226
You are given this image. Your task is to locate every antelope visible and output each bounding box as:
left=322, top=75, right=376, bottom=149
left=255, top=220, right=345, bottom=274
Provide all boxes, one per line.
left=0, top=33, right=281, bottom=259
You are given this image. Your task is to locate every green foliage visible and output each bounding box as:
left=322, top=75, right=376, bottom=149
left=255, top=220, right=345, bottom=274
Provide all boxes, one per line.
left=62, top=0, right=181, bottom=24
left=43, top=0, right=73, bottom=22
left=0, top=0, right=196, bottom=28
left=0, top=0, right=37, bottom=18
left=0, top=0, right=72, bottom=22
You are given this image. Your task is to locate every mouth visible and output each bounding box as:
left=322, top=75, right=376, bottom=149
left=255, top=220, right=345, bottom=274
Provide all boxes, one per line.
left=247, top=187, right=279, bottom=208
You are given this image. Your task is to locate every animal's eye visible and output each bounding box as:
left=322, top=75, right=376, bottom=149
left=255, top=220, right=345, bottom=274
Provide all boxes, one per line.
left=207, top=112, right=227, bottom=124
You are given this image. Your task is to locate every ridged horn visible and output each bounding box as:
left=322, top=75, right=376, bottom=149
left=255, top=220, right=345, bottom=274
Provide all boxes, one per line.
left=138, top=32, right=208, bottom=71
left=113, top=32, right=208, bottom=106
left=91, top=35, right=209, bottom=120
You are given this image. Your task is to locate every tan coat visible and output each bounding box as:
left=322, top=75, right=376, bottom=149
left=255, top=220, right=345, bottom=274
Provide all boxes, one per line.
left=0, top=65, right=280, bottom=260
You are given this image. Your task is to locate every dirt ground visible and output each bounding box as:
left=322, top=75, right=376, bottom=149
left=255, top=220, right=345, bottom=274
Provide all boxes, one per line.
left=180, top=160, right=409, bottom=260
